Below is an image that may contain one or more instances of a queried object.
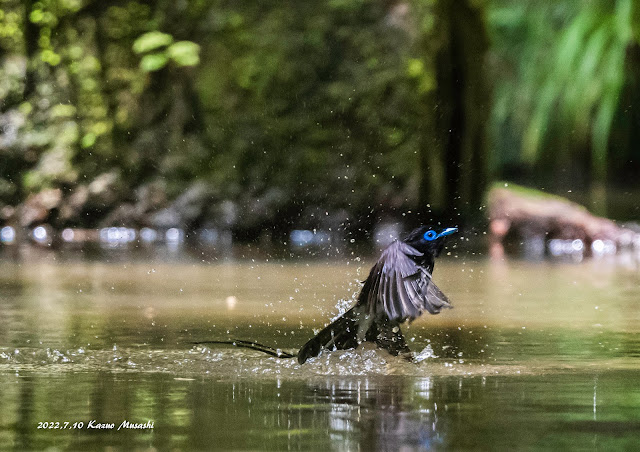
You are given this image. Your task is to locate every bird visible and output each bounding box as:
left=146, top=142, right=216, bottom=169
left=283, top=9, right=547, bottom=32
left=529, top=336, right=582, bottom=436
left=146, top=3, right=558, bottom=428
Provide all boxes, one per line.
left=297, top=225, right=457, bottom=364
left=191, top=225, right=457, bottom=363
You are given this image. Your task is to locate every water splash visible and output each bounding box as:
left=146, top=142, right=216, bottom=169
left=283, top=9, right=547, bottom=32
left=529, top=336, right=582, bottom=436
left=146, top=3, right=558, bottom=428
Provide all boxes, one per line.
left=414, top=344, right=438, bottom=363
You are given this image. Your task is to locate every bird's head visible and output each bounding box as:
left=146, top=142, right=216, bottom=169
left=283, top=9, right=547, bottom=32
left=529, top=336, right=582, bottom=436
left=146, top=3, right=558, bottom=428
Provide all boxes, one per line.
left=402, top=225, right=458, bottom=258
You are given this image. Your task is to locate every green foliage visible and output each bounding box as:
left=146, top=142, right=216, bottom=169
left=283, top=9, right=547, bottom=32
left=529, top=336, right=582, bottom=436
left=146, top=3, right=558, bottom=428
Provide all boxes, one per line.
left=132, top=31, right=173, bottom=54
left=167, top=41, right=200, bottom=67
left=188, top=0, right=455, bottom=219
left=133, top=32, right=199, bottom=71
left=524, top=1, right=631, bottom=181
left=139, top=52, right=168, bottom=72
left=489, top=0, right=639, bottom=184
left=1, top=0, right=638, bottom=229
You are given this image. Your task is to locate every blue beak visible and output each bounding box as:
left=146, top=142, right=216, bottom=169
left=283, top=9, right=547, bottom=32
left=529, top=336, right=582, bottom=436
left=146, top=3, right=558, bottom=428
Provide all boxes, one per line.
left=437, top=227, right=458, bottom=238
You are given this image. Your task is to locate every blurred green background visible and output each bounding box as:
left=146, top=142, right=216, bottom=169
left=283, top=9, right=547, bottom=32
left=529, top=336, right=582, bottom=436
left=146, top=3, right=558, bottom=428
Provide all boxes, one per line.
left=1, top=0, right=639, bottom=238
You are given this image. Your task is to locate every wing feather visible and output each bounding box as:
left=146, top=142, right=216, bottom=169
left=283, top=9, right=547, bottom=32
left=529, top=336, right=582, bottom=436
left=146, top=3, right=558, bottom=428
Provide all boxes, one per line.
left=368, top=240, right=452, bottom=321
left=423, top=273, right=452, bottom=314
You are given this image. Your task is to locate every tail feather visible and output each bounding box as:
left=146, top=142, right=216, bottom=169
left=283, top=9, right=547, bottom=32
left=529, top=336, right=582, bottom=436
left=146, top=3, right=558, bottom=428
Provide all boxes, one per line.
left=297, top=307, right=364, bottom=364
left=191, top=340, right=296, bottom=358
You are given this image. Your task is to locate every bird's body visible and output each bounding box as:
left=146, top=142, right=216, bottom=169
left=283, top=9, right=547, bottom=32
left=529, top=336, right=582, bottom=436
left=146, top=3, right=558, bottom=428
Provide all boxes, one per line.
left=297, top=226, right=456, bottom=364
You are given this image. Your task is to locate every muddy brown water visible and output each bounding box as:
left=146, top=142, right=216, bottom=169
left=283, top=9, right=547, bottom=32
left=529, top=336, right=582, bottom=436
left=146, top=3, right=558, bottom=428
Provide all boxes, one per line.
left=1, top=252, right=639, bottom=450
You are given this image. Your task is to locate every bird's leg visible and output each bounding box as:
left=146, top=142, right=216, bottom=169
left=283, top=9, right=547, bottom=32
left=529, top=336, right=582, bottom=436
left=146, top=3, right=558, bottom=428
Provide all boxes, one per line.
left=366, top=316, right=412, bottom=357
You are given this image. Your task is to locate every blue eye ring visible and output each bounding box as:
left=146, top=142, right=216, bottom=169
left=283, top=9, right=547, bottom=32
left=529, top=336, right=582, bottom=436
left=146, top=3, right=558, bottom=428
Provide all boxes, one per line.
left=423, top=230, right=437, bottom=241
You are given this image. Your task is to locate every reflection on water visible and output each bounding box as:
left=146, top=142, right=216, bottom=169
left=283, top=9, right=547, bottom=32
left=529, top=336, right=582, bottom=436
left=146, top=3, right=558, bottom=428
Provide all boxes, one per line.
left=1, top=254, right=640, bottom=449
left=2, top=370, right=640, bottom=450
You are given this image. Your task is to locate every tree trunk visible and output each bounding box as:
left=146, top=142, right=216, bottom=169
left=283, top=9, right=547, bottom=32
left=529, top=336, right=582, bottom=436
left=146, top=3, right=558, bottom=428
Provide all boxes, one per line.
left=22, top=0, right=38, bottom=99
left=434, top=0, right=490, bottom=221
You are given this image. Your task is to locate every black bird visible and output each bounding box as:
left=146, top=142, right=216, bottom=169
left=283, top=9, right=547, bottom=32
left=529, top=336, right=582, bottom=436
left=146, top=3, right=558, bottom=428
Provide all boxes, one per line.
left=192, top=225, right=457, bottom=363
left=297, top=225, right=457, bottom=364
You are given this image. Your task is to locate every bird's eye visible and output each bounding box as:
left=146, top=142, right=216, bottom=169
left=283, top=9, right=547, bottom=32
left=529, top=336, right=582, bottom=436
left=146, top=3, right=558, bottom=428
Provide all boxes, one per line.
left=423, top=230, right=437, bottom=241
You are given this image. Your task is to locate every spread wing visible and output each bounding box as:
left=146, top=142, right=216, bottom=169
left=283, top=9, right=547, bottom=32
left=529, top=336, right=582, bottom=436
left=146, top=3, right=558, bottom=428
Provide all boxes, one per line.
left=362, top=240, right=452, bottom=321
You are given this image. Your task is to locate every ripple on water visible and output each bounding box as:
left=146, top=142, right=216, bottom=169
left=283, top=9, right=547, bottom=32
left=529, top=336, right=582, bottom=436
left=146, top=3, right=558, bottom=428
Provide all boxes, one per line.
left=1, top=343, right=547, bottom=379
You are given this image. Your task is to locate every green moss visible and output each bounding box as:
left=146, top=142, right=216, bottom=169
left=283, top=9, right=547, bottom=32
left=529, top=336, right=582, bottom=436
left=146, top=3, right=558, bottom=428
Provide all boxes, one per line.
left=490, top=181, right=569, bottom=202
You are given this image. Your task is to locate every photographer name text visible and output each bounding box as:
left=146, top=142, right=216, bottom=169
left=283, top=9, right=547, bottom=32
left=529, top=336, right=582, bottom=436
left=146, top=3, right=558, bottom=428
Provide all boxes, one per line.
left=37, top=420, right=154, bottom=430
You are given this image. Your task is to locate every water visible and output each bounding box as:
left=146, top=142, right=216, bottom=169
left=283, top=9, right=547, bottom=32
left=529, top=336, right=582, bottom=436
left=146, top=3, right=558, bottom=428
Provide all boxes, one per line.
left=1, top=252, right=640, bottom=450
